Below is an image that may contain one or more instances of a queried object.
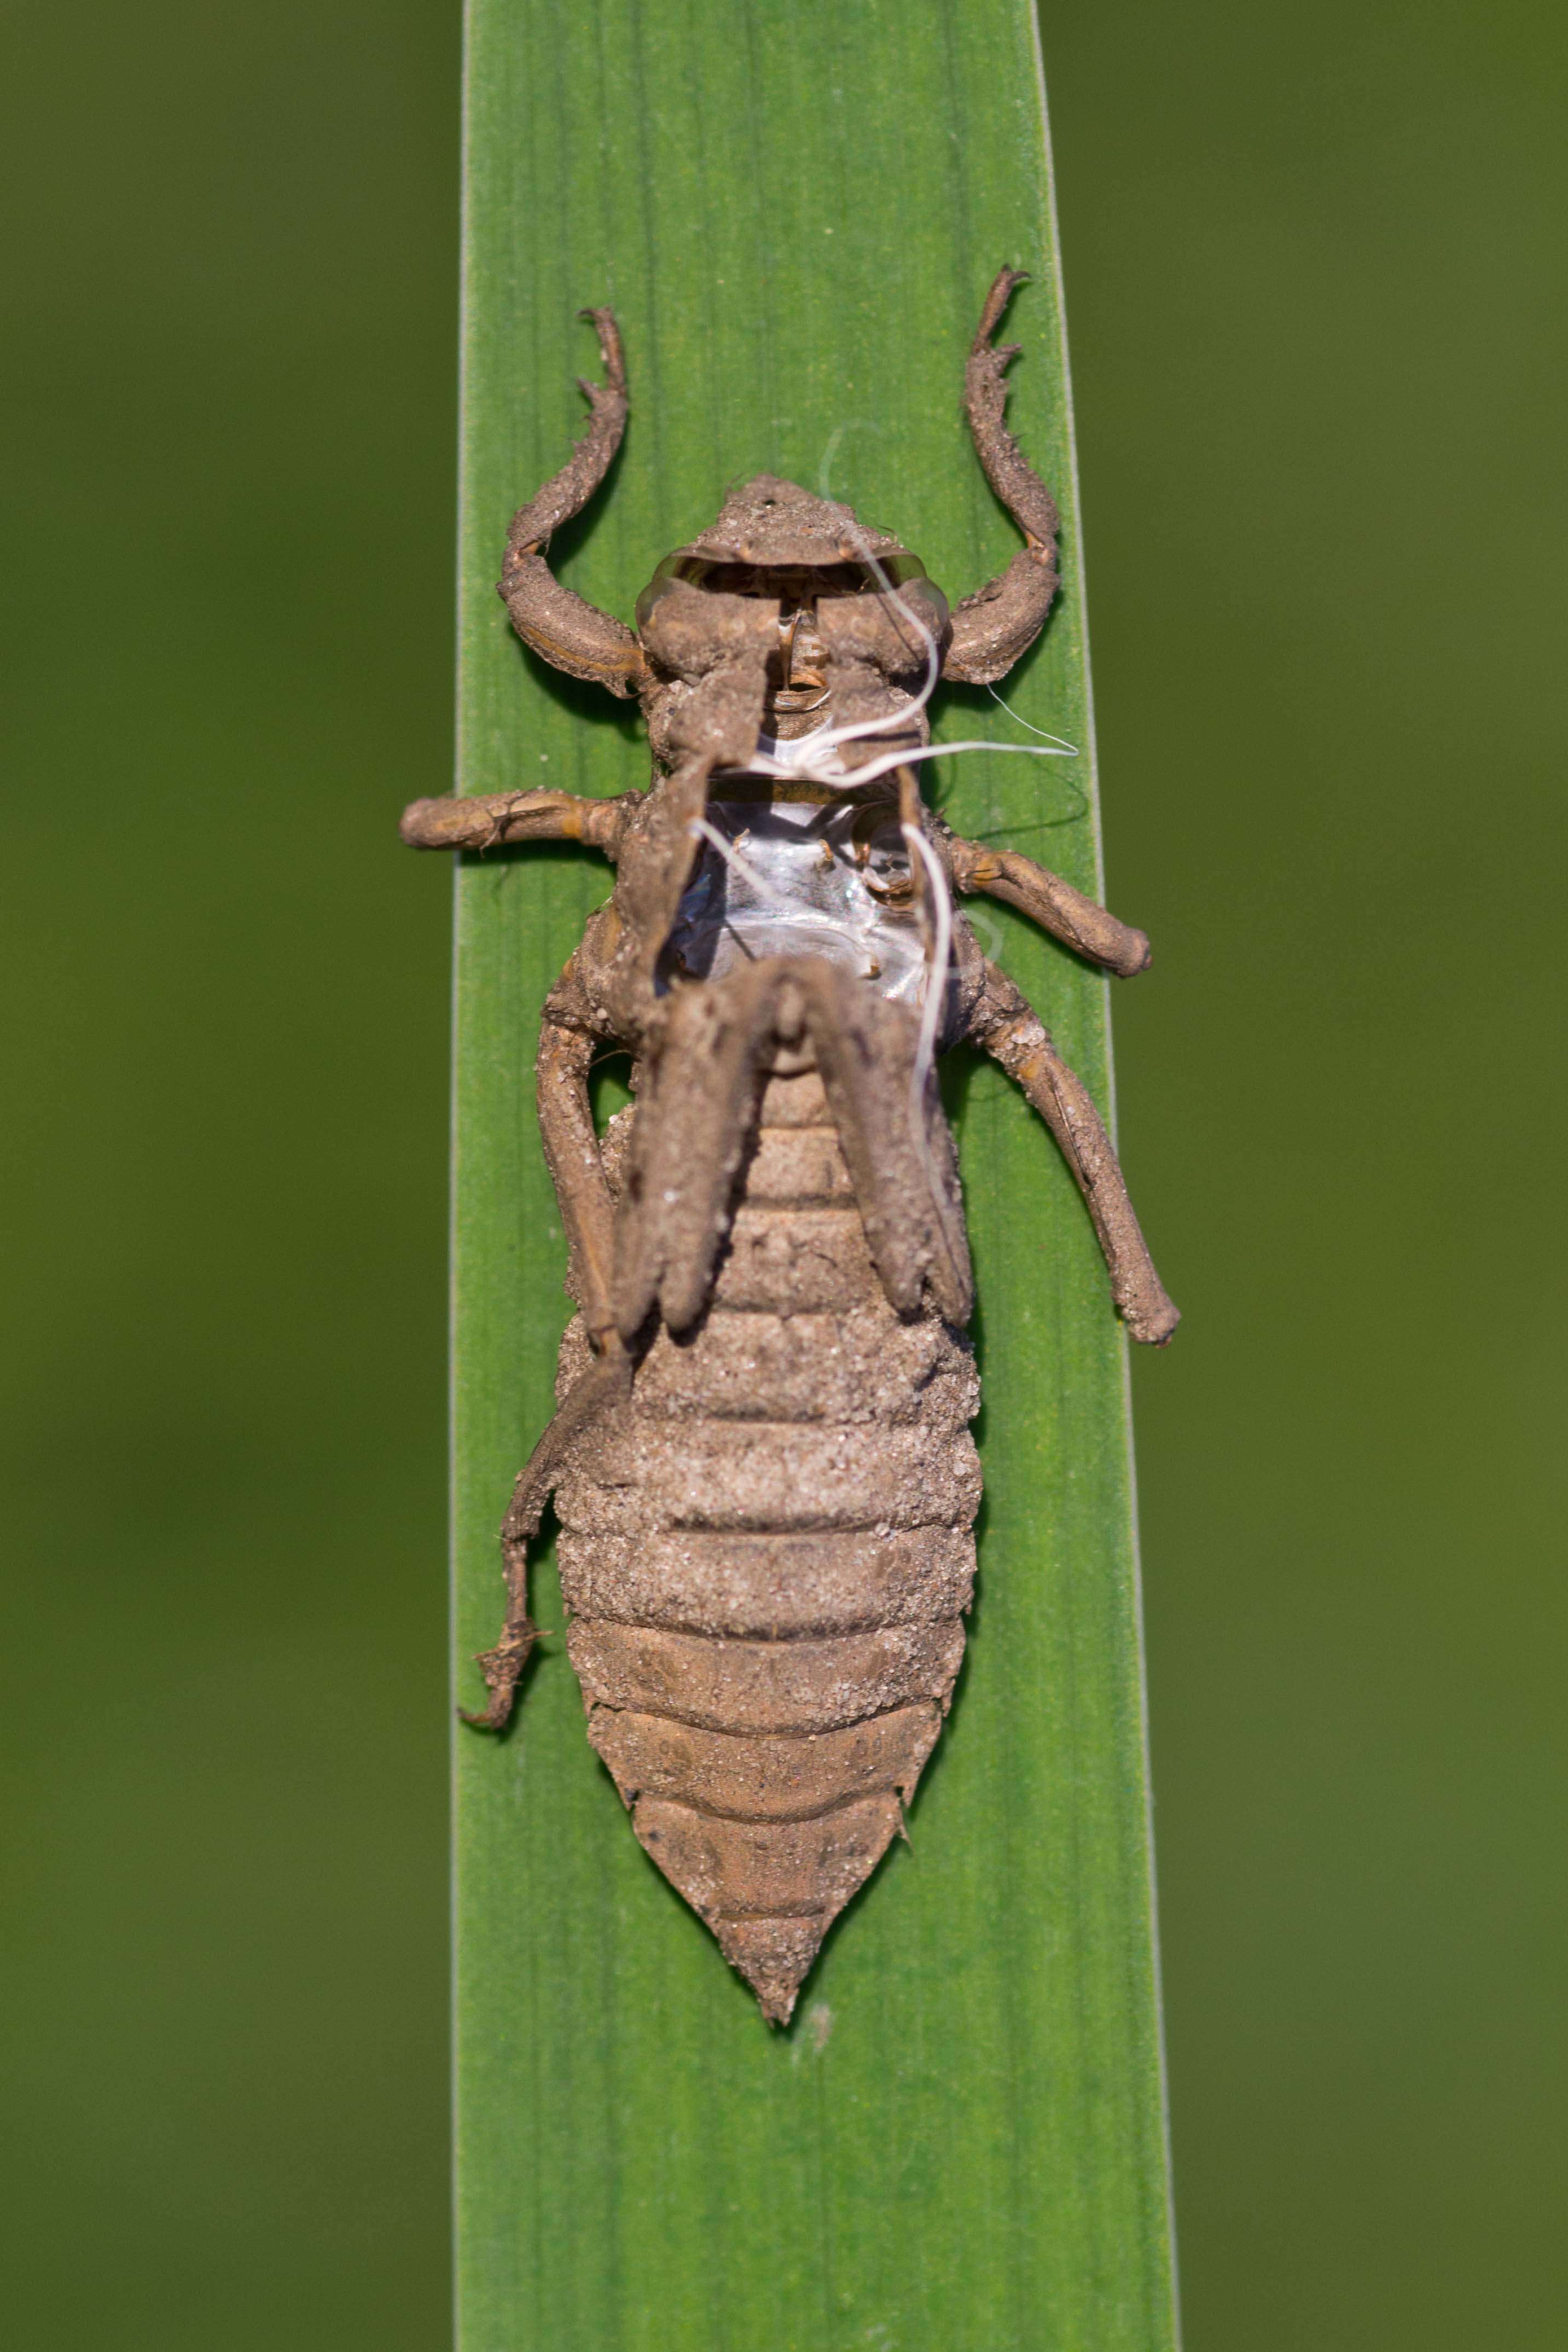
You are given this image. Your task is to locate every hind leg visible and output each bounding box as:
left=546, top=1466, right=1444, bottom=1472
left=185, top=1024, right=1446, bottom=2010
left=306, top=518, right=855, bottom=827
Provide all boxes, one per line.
left=463, top=948, right=636, bottom=1732
left=462, top=1342, right=632, bottom=1730
left=471, top=960, right=778, bottom=1722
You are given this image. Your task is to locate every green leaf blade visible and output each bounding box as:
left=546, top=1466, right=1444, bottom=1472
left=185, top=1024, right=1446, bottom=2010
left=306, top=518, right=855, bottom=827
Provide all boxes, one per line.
left=452, top=5, right=1177, bottom=2345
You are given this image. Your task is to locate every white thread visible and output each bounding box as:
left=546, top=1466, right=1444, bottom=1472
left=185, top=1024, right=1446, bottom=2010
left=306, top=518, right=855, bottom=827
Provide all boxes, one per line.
left=901, top=823, right=953, bottom=1113
left=768, top=731, right=1074, bottom=792
left=985, top=681, right=1078, bottom=752
left=901, top=820, right=969, bottom=1300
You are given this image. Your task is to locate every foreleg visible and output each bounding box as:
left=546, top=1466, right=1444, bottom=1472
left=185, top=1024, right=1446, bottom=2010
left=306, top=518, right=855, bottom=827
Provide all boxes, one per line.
left=969, top=961, right=1178, bottom=1344
left=943, top=269, right=1061, bottom=686
left=495, top=308, right=647, bottom=697
left=946, top=833, right=1151, bottom=975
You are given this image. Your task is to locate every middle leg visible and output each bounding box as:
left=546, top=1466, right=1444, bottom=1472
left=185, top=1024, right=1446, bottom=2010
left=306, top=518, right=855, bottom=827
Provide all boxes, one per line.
left=968, top=959, right=1178, bottom=1344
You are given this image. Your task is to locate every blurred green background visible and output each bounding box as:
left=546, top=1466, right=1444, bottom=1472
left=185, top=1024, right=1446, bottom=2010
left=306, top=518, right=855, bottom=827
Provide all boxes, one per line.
left=2, top=2, right=1563, bottom=2346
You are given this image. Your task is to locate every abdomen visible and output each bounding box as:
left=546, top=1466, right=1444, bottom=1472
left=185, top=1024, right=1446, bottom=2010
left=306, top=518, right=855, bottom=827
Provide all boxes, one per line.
left=554, top=1058, right=980, bottom=2023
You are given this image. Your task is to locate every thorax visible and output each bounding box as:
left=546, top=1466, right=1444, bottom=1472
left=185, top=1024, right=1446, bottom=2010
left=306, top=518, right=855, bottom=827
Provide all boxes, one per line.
left=665, top=781, right=929, bottom=1006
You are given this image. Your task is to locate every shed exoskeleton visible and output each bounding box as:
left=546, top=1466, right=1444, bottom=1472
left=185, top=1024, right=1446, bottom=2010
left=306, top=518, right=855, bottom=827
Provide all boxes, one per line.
left=403, top=270, right=1177, bottom=2023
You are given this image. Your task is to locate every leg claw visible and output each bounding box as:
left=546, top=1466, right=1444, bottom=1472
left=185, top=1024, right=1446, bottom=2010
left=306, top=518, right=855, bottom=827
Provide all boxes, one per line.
left=457, top=1622, right=540, bottom=1734
left=1123, top=1292, right=1181, bottom=1347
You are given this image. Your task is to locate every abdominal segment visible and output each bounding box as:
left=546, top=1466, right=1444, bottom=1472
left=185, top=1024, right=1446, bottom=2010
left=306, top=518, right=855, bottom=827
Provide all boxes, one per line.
left=554, top=1061, right=980, bottom=2024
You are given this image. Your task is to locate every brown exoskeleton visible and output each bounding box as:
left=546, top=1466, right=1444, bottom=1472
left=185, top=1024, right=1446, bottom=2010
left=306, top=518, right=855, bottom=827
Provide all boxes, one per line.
left=403, top=270, right=1177, bottom=2023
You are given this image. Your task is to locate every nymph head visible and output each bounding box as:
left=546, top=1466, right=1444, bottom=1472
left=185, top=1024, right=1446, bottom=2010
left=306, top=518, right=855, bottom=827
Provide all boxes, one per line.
left=634, top=475, right=950, bottom=693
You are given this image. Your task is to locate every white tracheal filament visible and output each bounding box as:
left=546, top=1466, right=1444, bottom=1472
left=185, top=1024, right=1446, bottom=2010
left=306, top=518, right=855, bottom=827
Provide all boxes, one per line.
left=900, top=821, right=954, bottom=1112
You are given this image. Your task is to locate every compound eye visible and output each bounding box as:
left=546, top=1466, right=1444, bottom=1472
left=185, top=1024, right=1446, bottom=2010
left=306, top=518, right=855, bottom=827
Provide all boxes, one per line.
left=891, top=574, right=950, bottom=643
left=634, top=554, right=687, bottom=635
